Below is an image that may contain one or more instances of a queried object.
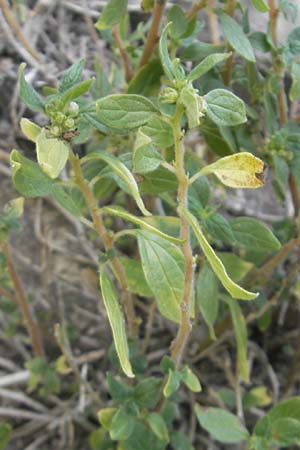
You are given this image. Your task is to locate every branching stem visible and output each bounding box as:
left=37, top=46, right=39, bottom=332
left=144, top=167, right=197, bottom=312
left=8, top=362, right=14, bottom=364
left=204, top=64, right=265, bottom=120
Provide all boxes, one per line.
left=170, top=105, right=195, bottom=368
left=69, top=151, right=138, bottom=337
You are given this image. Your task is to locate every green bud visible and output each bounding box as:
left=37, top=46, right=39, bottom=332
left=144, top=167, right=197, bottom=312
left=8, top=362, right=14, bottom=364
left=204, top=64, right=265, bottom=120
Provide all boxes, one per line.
left=52, top=112, right=65, bottom=123
left=64, top=118, right=75, bottom=129
left=160, top=87, right=178, bottom=104
left=51, top=126, right=61, bottom=137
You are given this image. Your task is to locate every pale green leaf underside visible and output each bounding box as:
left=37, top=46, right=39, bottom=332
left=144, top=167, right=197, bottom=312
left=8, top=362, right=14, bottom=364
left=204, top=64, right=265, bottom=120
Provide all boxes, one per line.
left=83, top=151, right=150, bottom=216
left=99, top=269, right=134, bottom=378
left=36, top=130, right=69, bottom=179
left=181, top=207, right=258, bottom=300
left=205, top=89, right=247, bottom=126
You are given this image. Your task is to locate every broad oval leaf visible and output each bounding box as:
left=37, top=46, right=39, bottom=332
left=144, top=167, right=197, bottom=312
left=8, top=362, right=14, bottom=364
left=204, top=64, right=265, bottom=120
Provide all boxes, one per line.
left=204, top=89, right=247, bottom=126
left=230, top=217, right=281, bottom=252
left=188, top=52, right=231, bottom=82
left=195, top=405, right=249, bottom=443
left=181, top=207, right=258, bottom=300
left=99, top=269, right=134, bottom=378
left=200, top=152, right=265, bottom=188
left=219, top=12, right=256, bottom=62
left=84, top=152, right=150, bottom=216
left=10, top=149, right=53, bottom=197
left=36, top=129, right=69, bottom=179
left=137, top=230, right=185, bottom=322
left=96, top=94, right=157, bottom=130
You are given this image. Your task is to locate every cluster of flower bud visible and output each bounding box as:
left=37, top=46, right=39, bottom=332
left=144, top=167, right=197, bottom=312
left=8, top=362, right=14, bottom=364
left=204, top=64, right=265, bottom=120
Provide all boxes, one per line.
left=45, top=101, right=79, bottom=138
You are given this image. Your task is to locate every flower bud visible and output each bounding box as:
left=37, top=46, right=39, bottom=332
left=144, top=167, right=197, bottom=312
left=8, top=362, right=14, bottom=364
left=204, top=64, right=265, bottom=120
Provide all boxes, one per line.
left=160, top=87, right=178, bottom=104
left=64, top=118, right=75, bottom=130
left=68, top=101, right=79, bottom=115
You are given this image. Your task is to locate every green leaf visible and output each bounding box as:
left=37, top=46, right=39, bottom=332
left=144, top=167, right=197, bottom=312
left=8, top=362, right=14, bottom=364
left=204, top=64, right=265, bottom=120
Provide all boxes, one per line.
left=268, top=397, right=300, bottom=423
left=181, top=207, right=258, bottom=300
left=97, top=407, right=117, bottom=431
left=59, top=78, right=94, bottom=109
left=196, top=264, right=219, bottom=340
left=170, top=431, right=194, bottom=450
left=133, top=131, right=162, bottom=174
left=137, top=231, right=185, bottom=322
left=95, top=0, right=127, bottom=30
left=179, top=85, right=202, bottom=129
left=140, top=166, right=177, bottom=194
left=230, top=217, right=281, bottom=252
left=167, top=5, right=188, bottom=39
left=18, top=63, right=44, bottom=112
left=51, top=184, right=82, bottom=217
left=20, top=118, right=41, bottom=142
left=251, top=0, right=269, bottom=12
left=110, top=409, right=134, bottom=441
left=224, top=297, right=249, bottom=382
left=203, top=213, right=235, bottom=244
left=159, top=23, right=176, bottom=81
left=270, top=418, right=300, bottom=446
left=199, top=152, right=265, bottom=188
left=127, top=59, right=163, bottom=97
left=195, top=405, right=249, bottom=443
left=188, top=53, right=231, bottom=82
left=10, top=149, right=54, bottom=197
left=133, top=377, right=162, bottom=409
left=119, top=257, right=152, bottom=297
left=147, top=413, right=169, bottom=443
left=204, top=89, right=247, bottom=126
left=96, top=94, right=157, bottom=130
left=0, top=423, right=11, bottom=450
left=102, top=206, right=183, bottom=244
left=163, top=369, right=181, bottom=398
left=36, top=129, right=69, bottom=179
left=180, top=366, right=202, bottom=392
left=217, top=253, right=253, bottom=282
left=219, top=12, right=256, bottom=62
left=290, top=61, right=300, bottom=102
left=141, top=115, right=173, bottom=148
left=59, top=59, right=85, bottom=93
left=84, top=152, right=150, bottom=216
left=99, top=269, right=134, bottom=378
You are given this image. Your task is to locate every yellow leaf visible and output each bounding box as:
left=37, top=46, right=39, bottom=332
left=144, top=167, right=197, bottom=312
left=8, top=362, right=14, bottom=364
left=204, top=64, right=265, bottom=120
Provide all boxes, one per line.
left=201, top=152, right=266, bottom=188
left=20, top=118, right=41, bottom=143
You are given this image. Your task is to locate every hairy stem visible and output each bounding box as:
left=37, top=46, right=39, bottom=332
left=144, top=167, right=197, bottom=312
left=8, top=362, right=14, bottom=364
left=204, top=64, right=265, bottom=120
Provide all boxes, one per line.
left=170, top=105, right=195, bottom=368
left=2, top=243, right=44, bottom=357
left=69, top=151, right=138, bottom=337
left=138, top=0, right=167, bottom=69
left=268, top=0, right=299, bottom=217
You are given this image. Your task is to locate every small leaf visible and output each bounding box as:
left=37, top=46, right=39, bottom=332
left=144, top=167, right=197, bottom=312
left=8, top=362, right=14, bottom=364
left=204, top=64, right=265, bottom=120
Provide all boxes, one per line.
left=110, top=409, right=134, bottom=441
left=133, top=130, right=162, bottom=174
left=18, top=63, right=44, bottom=112
left=159, top=23, right=176, bottom=81
left=181, top=207, right=258, bottom=300
left=95, top=0, right=127, bottom=30
left=196, top=264, right=219, bottom=340
left=96, top=94, right=157, bottom=130
left=102, top=206, right=183, bottom=244
left=0, top=423, right=11, bottom=450
left=99, top=269, right=134, bottom=378
left=180, top=366, right=202, bottom=392
left=10, top=149, right=54, bottom=197
left=84, top=152, right=150, bottom=216
left=200, top=152, right=265, bottom=188
left=195, top=405, right=249, bottom=443
left=179, top=85, right=201, bottom=129
left=133, top=377, right=162, bottom=408
left=36, top=129, right=69, bottom=179
left=251, top=0, right=270, bottom=12
left=163, top=369, right=181, bottom=397
left=137, top=231, right=185, bottom=322
left=59, top=59, right=85, bottom=93
left=243, top=386, right=272, bottom=409
left=230, top=217, right=281, bottom=252
left=97, top=407, right=117, bottom=430
left=167, top=5, right=188, bottom=39
left=219, top=12, right=256, bottom=62
left=204, top=89, right=247, bottom=126
left=188, top=53, right=231, bottom=82
left=147, top=413, right=169, bottom=442
left=59, top=78, right=94, bottom=109
left=20, top=118, right=41, bottom=142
